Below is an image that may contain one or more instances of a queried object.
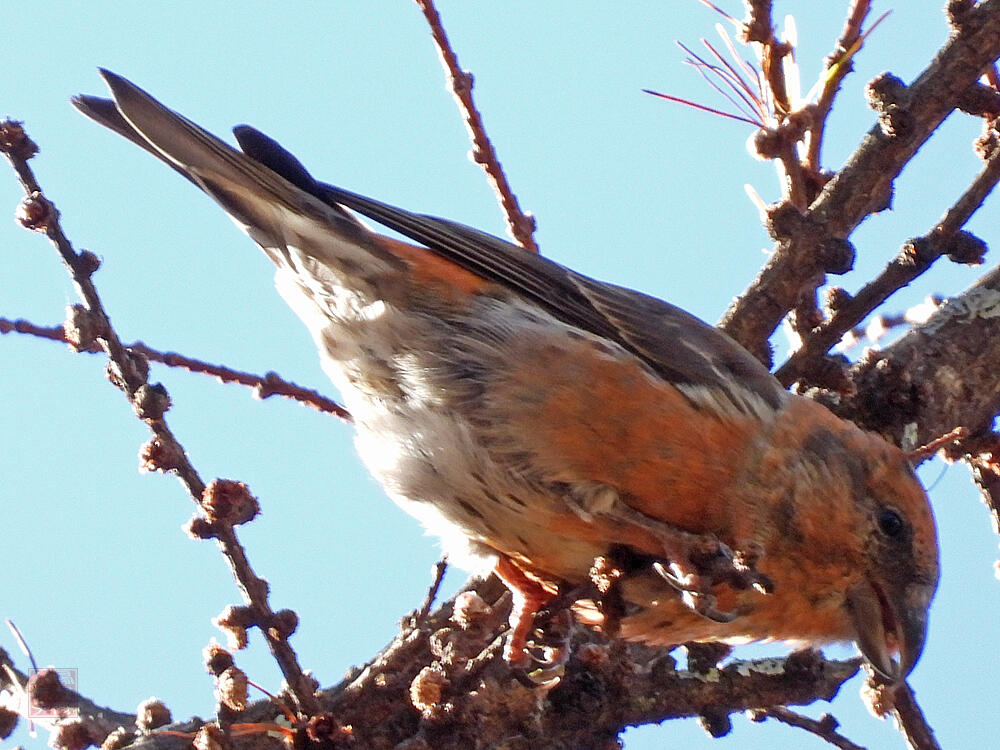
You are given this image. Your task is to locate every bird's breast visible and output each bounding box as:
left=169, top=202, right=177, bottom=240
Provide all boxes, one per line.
left=289, top=281, right=615, bottom=577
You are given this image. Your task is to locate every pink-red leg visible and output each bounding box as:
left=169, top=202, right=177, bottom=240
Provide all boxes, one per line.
left=494, top=556, right=555, bottom=664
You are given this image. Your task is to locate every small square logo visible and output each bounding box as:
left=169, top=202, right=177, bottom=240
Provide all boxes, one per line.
left=27, top=668, right=79, bottom=719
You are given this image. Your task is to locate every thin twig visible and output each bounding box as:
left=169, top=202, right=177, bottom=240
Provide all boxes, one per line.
left=906, top=426, right=967, bottom=463
left=804, top=1, right=873, bottom=173
left=758, top=706, right=866, bottom=750
left=743, top=1, right=790, bottom=113
left=4, top=621, right=38, bottom=674
left=0, top=647, right=137, bottom=731
left=416, top=558, right=449, bottom=622
left=952, top=432, right=1000, bottom=536
left=413, top=0, right=538, bottom=251
left=1, top=120, right=319, bottom=717
left=0, top=316, right=351, bottom=420
left=741, top=0, right=812, bottom=209
left=789, top=288, right=822, bottom=347
left=890, top=681, right=943, bottom=750
left=833, top=297, right=944, bottom=353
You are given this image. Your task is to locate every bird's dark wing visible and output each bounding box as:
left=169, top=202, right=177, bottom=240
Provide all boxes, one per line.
left=75, top=70, right=786, bottom=413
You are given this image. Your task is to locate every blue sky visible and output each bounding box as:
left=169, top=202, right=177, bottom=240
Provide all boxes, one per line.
left=3, top=3, right=998, bottom=748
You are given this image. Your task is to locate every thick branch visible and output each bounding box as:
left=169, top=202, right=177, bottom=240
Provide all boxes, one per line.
left=121, top=577, right=860, bottom=750
left=837, top=263, right=1000, bottom=446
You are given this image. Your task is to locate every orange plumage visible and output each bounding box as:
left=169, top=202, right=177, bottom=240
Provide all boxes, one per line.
left=74, top=70, right=939, bottom=679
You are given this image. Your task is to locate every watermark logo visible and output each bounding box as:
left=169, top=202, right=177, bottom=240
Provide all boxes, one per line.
left=27, top=667, right=78, bottom=719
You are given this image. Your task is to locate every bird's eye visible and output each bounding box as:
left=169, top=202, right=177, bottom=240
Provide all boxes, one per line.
left=877, top=508, right=905, bottom=538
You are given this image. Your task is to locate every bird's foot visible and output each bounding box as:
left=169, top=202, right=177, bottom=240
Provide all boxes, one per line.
left=493, top=555, right=556, bottom=665
left=602, top=503, right=774, bottom=621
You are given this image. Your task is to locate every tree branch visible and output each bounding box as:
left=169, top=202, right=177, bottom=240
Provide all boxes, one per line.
left=413, top=0, right=538, bottom=251
left=754, top=706, right=866, bottom=750
left=721, top=1, right=1000, bottom=361
left=803, top=0, right=874, bottom=175
left=841, top=262, right=1000, bottom=447
left=861, top=676, right=943, bottom=750
left=118, top=577, right=861, bottom=750
left=776, top=133, right=1000, bottom=386
left=1, top=120, right=319, bottom=718
left=0, top=316, right=351, bottom=420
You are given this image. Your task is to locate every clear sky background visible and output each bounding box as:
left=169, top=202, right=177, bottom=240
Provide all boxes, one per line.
left=3, top=3, right=999, bottom=749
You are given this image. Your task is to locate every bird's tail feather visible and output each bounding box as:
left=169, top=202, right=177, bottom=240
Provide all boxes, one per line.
left=72, top=69, right=384, bottom=270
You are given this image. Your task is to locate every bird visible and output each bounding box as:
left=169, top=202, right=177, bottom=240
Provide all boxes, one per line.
left=74, top=70, right=939, bottom=680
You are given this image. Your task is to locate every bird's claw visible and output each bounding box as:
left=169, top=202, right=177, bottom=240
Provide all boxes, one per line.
left=653, top=562, right=740, bottom=623
left=730, top=544, right=775, bottom=595
left=512, top=655, right=566, bottom=690
left=599, top=501, right=771, bottom=615
left=650, top=533, right=771, bottom=624
left=525, top=643, right=569, bottom=670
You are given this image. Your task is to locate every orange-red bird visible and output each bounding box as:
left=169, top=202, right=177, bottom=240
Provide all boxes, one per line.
left=74, top=71, right=938, bottom=679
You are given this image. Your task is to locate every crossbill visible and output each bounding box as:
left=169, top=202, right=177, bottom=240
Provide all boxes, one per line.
left=74, top=71, right=939, bottom=680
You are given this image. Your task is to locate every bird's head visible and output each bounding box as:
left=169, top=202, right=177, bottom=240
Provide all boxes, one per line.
left=781, top=404, right=940, bottom=681
left=844, top=436, right=939, bottom=680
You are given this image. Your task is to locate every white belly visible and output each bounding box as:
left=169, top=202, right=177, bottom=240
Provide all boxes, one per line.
left=279, top=271, right=602, bottom=575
